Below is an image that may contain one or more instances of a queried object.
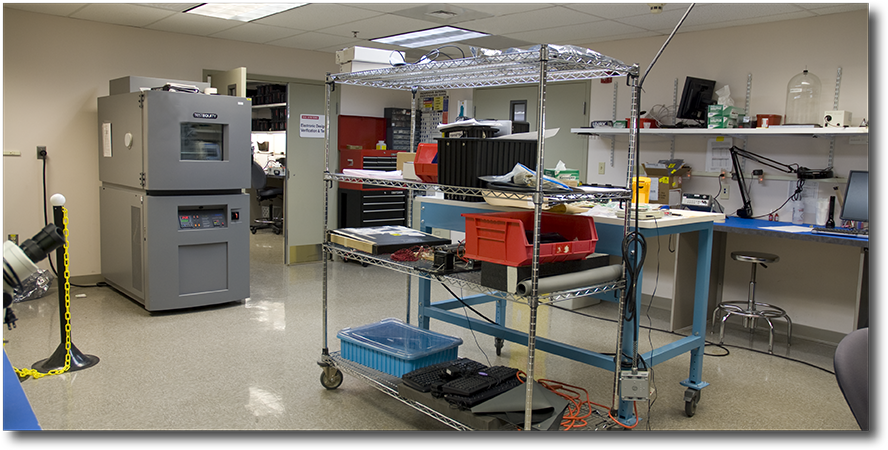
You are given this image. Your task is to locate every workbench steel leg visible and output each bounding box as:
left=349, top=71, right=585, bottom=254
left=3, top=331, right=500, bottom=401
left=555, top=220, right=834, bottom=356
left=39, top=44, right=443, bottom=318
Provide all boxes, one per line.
left=681, top=226, right=713, bottom=392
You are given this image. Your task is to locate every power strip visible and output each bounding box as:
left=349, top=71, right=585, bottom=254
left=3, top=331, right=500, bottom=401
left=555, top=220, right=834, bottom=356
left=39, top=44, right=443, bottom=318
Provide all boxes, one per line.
left=620, top=370, right=651, bottom=401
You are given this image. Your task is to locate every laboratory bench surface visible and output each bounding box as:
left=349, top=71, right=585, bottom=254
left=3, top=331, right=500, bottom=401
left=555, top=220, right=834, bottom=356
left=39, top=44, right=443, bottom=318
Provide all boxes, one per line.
left=714, top=217, right=869, bottom=248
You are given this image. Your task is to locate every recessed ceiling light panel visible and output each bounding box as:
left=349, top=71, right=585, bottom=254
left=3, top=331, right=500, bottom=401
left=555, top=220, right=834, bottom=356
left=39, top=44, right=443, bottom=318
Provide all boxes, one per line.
left=372, top=26, right=490, bottom=49
left=185, top=3, right=306, bottom=22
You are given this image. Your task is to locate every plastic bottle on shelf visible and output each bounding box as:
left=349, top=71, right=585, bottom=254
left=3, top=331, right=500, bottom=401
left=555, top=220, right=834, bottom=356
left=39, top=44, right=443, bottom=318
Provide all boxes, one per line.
left=784, top=69, right=822, bottom=125
left=376, top=140, right=387, bottom=150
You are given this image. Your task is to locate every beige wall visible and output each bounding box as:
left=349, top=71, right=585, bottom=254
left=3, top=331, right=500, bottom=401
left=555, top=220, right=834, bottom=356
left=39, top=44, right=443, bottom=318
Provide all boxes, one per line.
left=1, top=7, right=870, bottom=334
left=580, top=9, right=869, bottom=335
left=583, top=9, right=868, bottom=189
left=2, top=8, right=338, bottom=276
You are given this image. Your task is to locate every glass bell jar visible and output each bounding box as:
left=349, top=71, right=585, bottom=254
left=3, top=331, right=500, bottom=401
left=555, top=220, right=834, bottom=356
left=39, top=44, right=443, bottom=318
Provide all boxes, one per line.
left=784, top=69, right=822, bottom=125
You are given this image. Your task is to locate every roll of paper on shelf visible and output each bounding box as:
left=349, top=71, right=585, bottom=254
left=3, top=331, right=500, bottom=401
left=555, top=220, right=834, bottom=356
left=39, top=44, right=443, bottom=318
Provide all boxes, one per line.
left=516, top=264, right=623, bottom=296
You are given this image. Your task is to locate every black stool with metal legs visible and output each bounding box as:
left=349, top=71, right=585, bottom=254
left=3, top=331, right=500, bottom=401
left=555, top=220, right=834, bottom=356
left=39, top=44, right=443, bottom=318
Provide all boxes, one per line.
left=712, top=251, right=792, bottom=354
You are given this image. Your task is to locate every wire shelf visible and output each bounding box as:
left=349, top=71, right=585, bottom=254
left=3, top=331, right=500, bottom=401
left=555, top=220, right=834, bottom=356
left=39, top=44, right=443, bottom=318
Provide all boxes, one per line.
left=323, top=352, right=474, bottom=431
left=329, top=46, right=637, bottom=90
left=324, top=173, right=631, bottom=203
left=325, top=242, right=624, bottom=306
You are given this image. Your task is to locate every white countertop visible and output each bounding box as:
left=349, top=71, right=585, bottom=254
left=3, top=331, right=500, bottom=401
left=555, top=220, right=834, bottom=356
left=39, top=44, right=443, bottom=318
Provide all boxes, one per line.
left=417, top=196, right=725, bottom=228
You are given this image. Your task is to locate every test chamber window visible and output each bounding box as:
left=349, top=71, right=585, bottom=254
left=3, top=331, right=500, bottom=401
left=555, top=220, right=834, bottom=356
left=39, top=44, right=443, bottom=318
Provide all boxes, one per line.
left=181, top=123, right=224, bottom=161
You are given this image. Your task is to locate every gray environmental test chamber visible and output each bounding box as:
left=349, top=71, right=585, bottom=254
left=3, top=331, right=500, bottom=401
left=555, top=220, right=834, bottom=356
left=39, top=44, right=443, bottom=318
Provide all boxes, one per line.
left=97, top=77, right=252, bottom=311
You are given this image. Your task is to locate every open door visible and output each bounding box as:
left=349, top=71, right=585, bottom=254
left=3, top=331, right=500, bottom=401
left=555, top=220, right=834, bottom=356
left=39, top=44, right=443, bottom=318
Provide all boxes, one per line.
left=203, top=67, right=247, bottom=97
left=284, top=81, right=327, bottom=264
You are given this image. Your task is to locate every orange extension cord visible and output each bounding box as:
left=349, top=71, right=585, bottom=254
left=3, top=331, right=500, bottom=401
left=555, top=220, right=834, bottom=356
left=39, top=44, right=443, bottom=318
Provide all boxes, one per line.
left=516, top=371, right=639, bottom=430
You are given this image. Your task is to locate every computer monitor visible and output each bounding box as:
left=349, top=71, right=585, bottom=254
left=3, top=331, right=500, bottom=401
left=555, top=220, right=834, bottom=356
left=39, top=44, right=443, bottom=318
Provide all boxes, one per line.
left=840, top=170, right=868, bottom=222
left=676, top=76, right=717, bottom=122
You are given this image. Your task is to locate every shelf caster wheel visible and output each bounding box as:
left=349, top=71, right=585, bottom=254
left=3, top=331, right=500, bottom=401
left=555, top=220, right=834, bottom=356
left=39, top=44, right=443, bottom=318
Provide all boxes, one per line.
left=273, top=228, right=282, bottom=235
left=683, top=388, right=701, bottom=417
left=494, top=337, right=504, bottom=356
left=250, top=227, right=257, bottom=234
left=320, top=368, right=343, bottom=390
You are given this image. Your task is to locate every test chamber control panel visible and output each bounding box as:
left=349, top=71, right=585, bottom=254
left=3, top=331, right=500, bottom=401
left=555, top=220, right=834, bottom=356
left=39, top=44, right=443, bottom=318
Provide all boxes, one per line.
left=178, top=209, right=227, bottom=229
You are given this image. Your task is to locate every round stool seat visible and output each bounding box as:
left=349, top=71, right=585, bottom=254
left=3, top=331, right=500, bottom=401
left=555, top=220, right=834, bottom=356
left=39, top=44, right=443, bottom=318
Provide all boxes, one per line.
left=731, top=251, right=779, bottom=264
left=712, top=250, right=790, bottom=354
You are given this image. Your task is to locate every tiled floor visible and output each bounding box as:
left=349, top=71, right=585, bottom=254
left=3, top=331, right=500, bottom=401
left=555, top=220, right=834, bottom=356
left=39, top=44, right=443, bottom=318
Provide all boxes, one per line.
left=3, top=231, right=861, bottom=435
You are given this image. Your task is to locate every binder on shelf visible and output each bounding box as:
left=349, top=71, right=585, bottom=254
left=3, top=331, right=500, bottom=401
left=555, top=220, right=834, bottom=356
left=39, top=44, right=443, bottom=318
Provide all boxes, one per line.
left=329, top=225, right=450, bottom=254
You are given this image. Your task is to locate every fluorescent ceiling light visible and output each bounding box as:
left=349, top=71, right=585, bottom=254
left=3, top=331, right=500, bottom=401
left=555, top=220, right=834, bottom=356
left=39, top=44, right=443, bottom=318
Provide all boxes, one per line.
left=185, top=3, right=306, bottom=22
left=372, top=26, right=490, bottom=49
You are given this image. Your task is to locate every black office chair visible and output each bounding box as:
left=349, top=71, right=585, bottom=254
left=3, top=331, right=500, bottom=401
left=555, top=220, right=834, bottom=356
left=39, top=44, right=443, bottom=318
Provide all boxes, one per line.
left=250, top=160, right=284, bottom=235
left=834, top=327, right=868, bottom=430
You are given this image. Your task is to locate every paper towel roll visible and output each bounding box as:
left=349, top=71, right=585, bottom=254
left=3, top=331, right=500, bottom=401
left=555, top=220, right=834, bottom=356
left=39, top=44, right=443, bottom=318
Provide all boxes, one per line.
left=516, top=264, right=623, bottom=296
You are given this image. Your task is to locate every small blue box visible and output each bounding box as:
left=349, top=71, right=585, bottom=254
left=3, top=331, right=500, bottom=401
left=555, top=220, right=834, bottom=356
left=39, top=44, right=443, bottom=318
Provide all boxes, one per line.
left=337, top=318, right=462, bottom=377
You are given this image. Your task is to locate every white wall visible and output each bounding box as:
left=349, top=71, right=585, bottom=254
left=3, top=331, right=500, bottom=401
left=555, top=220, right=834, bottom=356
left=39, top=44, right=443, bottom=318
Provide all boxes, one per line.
left=2, top=8, right=338, bottom=277
left=1, top=8, right=870, bottom=334
left=582, top=10, right=868, bottom=210
left=579, top=10, right=868, bottom=335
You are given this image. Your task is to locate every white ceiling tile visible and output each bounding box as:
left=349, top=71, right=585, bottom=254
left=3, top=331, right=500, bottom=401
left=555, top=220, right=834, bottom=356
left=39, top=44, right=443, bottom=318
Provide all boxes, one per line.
left=253, top=4, right=381, bottom=31
left=322, top=15, right=443, bottom=40
left=146, top=12, right=242, bottom=36
left=507, top=20, right=650, bottom=46
left=339, top=3, right=430, bottom=14
left=4, top=2, right=869, bottom=56
left=210, top=23, right=304, bottom=44
left=3, top=3, right=89, bottom=17
left=268, top=31, right=358, bottom=51
left=70, top=4, right=176, bottom=27
left=564, top=3, right=691, bottom=20
left=454, top=3, right=554, bottom=16
left=458, top=5, right=602, bottom=36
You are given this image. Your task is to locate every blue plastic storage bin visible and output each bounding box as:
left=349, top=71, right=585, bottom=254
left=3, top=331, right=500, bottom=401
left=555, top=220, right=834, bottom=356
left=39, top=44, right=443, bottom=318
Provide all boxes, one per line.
left=337, top=318, right=462, bottom=377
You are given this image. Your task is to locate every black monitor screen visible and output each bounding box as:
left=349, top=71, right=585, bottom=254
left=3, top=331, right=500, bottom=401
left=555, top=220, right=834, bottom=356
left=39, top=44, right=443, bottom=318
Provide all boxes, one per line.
left=676, top=77, right=716, bottom=121
left=841, top=170, right=868, bottom=222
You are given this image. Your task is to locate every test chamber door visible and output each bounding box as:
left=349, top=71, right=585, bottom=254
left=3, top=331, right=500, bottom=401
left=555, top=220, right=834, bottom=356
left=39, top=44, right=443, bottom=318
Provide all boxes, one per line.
left=99, top=185, right=250, bottom=311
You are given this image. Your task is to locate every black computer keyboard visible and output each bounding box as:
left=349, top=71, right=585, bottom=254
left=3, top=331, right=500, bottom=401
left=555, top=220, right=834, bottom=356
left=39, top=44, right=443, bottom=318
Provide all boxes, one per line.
left=400, top=358, right=486, bottom=393
left=443, top=374, right=524, bottom=408
left=811, top=226, right=868, bottom=238
left=440, top=365, right=520, bottom=397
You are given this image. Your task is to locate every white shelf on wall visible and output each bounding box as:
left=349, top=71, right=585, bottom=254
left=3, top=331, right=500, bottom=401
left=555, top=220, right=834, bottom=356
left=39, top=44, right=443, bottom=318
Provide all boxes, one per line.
left=571, top=126, right=868, bottom=137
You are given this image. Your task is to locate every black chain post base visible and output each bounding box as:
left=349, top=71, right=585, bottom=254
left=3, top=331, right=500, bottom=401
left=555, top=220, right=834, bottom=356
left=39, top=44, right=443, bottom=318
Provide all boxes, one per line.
left=31, top=342, right=99, bottom=373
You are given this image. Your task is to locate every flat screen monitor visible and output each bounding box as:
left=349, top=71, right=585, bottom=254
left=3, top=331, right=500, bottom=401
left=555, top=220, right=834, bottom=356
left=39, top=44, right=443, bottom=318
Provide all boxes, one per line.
left=676, top=77, right=716, bottom=122
left=841, top=170, right=868, bottom=222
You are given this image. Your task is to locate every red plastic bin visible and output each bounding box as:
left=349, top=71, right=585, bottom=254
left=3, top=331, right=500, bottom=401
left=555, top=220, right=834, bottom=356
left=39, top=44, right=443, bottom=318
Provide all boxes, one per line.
left=414, top=143, right=438, bottom=183
left=461, top=211, right=598, bottom=267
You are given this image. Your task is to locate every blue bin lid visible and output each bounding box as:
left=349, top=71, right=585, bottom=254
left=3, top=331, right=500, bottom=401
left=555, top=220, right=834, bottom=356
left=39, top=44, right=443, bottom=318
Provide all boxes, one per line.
left=337, top=318, right=462, bottom=361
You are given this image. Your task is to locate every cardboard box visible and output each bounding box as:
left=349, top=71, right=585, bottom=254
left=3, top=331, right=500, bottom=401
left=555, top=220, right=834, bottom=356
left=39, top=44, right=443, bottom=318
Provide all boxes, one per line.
left=642, top=162, right=691, bottom=204
left=396, top=151, right=415, bottom=171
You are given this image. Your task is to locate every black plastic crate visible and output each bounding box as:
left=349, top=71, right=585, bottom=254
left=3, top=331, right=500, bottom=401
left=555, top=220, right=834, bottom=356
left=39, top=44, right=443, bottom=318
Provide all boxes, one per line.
left=435, top=137, right=538, bottom=202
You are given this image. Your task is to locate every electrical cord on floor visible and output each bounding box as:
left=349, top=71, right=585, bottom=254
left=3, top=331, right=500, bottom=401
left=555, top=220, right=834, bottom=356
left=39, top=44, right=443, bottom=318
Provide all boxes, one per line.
left=546, top=303, right=835, bottom=373
left=438, top=280, right=494, bottom=366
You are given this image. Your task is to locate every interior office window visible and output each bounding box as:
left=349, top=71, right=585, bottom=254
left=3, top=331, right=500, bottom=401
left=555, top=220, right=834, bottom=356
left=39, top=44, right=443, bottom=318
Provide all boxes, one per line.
left=181, top=123, right=224, bottom=161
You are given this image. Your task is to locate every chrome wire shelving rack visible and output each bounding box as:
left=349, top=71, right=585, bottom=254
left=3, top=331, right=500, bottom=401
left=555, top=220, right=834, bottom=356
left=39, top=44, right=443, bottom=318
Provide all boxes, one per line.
left=319, top=44, right=640, bottom=431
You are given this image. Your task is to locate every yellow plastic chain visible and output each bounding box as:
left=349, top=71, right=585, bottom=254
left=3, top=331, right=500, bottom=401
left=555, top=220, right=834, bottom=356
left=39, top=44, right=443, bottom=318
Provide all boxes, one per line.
left=12, top=207, right=73, bottom=379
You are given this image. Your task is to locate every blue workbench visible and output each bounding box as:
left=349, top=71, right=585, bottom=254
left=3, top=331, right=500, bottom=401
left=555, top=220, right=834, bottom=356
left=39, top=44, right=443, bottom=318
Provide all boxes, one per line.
left=414, top=198, right=720, bottom=424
